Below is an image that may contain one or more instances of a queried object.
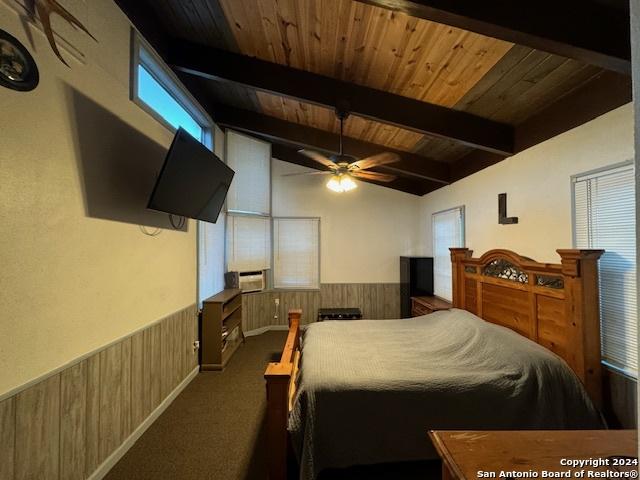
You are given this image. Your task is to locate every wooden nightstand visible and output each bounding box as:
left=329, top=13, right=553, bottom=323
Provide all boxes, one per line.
left=410, top=295, right=451, bottom=317
left=429, top=430, right=637, bottom=480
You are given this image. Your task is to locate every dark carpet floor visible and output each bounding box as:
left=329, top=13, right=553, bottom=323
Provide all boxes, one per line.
left=105, top=331, right=440, bottom=480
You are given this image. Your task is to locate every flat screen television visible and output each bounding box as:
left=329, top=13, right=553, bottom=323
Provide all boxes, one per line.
left=148, top=128, right=234, bottom=224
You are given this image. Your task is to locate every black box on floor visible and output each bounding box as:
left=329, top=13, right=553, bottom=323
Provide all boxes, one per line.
left=317, top=308, right=363, bottom=321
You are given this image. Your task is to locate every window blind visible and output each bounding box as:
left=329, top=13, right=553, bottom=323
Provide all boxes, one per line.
left=432, top=207, right=465, bottom=301
left=226, top=215, right=271, bottom=272
left=573, top=163, right=637, bottom=377
left=273, top=218, right=320, bottom=289
left=198, top=217, right=226, bottom=305
left=225, top=130, right=271, bottom=215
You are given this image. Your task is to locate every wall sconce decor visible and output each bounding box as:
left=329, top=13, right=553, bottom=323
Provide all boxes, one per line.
left=0, top=29, right=39, bottom=91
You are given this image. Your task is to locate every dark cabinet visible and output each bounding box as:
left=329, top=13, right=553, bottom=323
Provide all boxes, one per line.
left=400, top=257, right=434, bottom=318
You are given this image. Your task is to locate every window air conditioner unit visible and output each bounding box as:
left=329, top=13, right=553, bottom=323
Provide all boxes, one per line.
left=238, top=271, right=265, bottom=293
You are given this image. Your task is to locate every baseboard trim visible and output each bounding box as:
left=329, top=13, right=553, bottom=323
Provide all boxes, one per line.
left=88, top=365, right=200, bottom=480
left=244, top=325, right=291, bottom=337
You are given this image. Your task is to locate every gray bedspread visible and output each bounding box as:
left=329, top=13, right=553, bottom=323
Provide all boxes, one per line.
left=288, top=308, right=604, bottom=480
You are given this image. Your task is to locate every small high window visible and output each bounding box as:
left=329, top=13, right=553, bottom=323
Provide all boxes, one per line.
left=131, top=31, right=211, bottom=146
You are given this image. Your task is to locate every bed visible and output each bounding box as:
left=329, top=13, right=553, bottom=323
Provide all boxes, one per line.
left=264, top=248, right=605, bottom=480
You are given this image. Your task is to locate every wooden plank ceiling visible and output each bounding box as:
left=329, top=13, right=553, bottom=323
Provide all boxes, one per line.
left=124, top=0, right=625, bottom=195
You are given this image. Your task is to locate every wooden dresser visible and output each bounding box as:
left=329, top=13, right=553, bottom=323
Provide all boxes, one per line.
left=429, top=430, right=638, bottom=480
left=201, top=289, right=244, bottom=370
left=411, top=295, right=452, bottom=317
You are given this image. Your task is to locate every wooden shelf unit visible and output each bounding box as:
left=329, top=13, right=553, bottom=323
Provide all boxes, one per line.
left=201, top=288, right=244, bottom=370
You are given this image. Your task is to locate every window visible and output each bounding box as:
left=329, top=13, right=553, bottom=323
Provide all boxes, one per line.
left=273, top=218, right=320, bottom=289
left=225, top=130, right=272, bottom=273
left=225, top=130, right=271, bottom=215
left=573, top=162, right=636, bottom=377
left=432, top=207, right=465, bottom=301
left=226, top=215, right=271, bottom=272
left=131, top=32, right=223, bottom=306
left=131, top=32, right=210, bottom=145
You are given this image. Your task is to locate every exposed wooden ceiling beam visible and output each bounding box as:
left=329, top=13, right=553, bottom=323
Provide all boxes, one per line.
left=354, top=0, right=631, bottom=74
left=168, top=41, right=514, bottom=156
left=206, top=103, right=451, bottom=185
left=271, top=144, right=437, bottom=196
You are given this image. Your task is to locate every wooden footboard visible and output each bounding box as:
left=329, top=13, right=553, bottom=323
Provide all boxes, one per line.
left=264, top=310, right=302, bottom=480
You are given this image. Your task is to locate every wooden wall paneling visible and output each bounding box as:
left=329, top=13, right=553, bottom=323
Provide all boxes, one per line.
left=15, top=374, right=61, bottom=480
left=243, top=284, right=403, bottom=329
left=150, top=322, right=163, bottom=410
left=60, top=361, right=87, bottom=480
left=171, top=314, right=181, bottom=391
left=160, top=317, right=169, bottom=399
left=174, top=313, right=182, bottom=388
left=190, top=307, right=199, bottom=371
left=183, top=309, right=191, bottom=378
left=85, top=353, right=101, bottom=476
left=307, top=291, right=321, bottom=325
left=603, top=369, right=638, bottom=429
left=121, top=337, right=133, bottom=440
left=243, top=291, right=274, bottom=331
left=361, top=283, right=381, bottom=319
left=321, top=284, right=364, bottom=310
left=384, top=284, right=401, bottom=319
left=130, top=330, right=145, bottom=429
left=0, top=305, right=198, bottom=480
left=0, top=396, right=15, bottom=480
left=277, top=292, right=296, bottom=327
left=141, top=328, right=153, bottom=419
left=99, top=343, right=123, bottom=462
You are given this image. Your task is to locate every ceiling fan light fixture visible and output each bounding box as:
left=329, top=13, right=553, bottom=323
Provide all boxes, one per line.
left=340, top=175, right=357, bottom=192
left=326, top=173, right=358, bottom=193
left=326, top=175, right=344, bottom=192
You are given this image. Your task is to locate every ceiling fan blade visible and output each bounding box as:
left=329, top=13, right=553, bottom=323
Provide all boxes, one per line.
left=350, top=152, right=401, bottom=171
left=351, top=170, right=397, bottom=182
left=281, top=171, right=333, bottom=177
left=298, top=149, right=337, bottom=169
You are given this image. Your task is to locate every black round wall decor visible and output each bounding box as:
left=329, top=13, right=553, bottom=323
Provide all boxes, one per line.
left=0, top=29, right=39, bottom=92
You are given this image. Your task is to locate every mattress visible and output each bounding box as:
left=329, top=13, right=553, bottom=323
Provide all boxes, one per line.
left=288, top=308, right=604, bottom=480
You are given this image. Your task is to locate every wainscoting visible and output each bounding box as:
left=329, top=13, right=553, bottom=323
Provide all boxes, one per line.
left=242, top=283, right=401, bottom=331
left=0, top=304, right=198, bottom=480
left=603, top=368, right=637, bottom=429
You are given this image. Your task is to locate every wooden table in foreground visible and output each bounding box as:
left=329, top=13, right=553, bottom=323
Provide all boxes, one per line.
left=429, top=430, right=638, bottom=480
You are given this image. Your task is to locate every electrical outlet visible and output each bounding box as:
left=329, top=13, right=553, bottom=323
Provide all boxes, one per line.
left=193, top=340, right=200, bottom=352
left=275, top=298, right=280, bottom=306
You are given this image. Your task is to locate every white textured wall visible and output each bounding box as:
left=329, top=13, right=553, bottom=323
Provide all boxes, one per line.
left=419, top=103, right=634, bottom=263
left=272, top=159, right=421, bottom=283
left=0, top=2, right=197, bottom=396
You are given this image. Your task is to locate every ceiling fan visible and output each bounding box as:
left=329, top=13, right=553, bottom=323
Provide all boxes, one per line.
left=284, top=110, right=400, bottom=192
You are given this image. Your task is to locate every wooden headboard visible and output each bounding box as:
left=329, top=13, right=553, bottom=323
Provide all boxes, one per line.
left=450, top=248, right=604, bottom=408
